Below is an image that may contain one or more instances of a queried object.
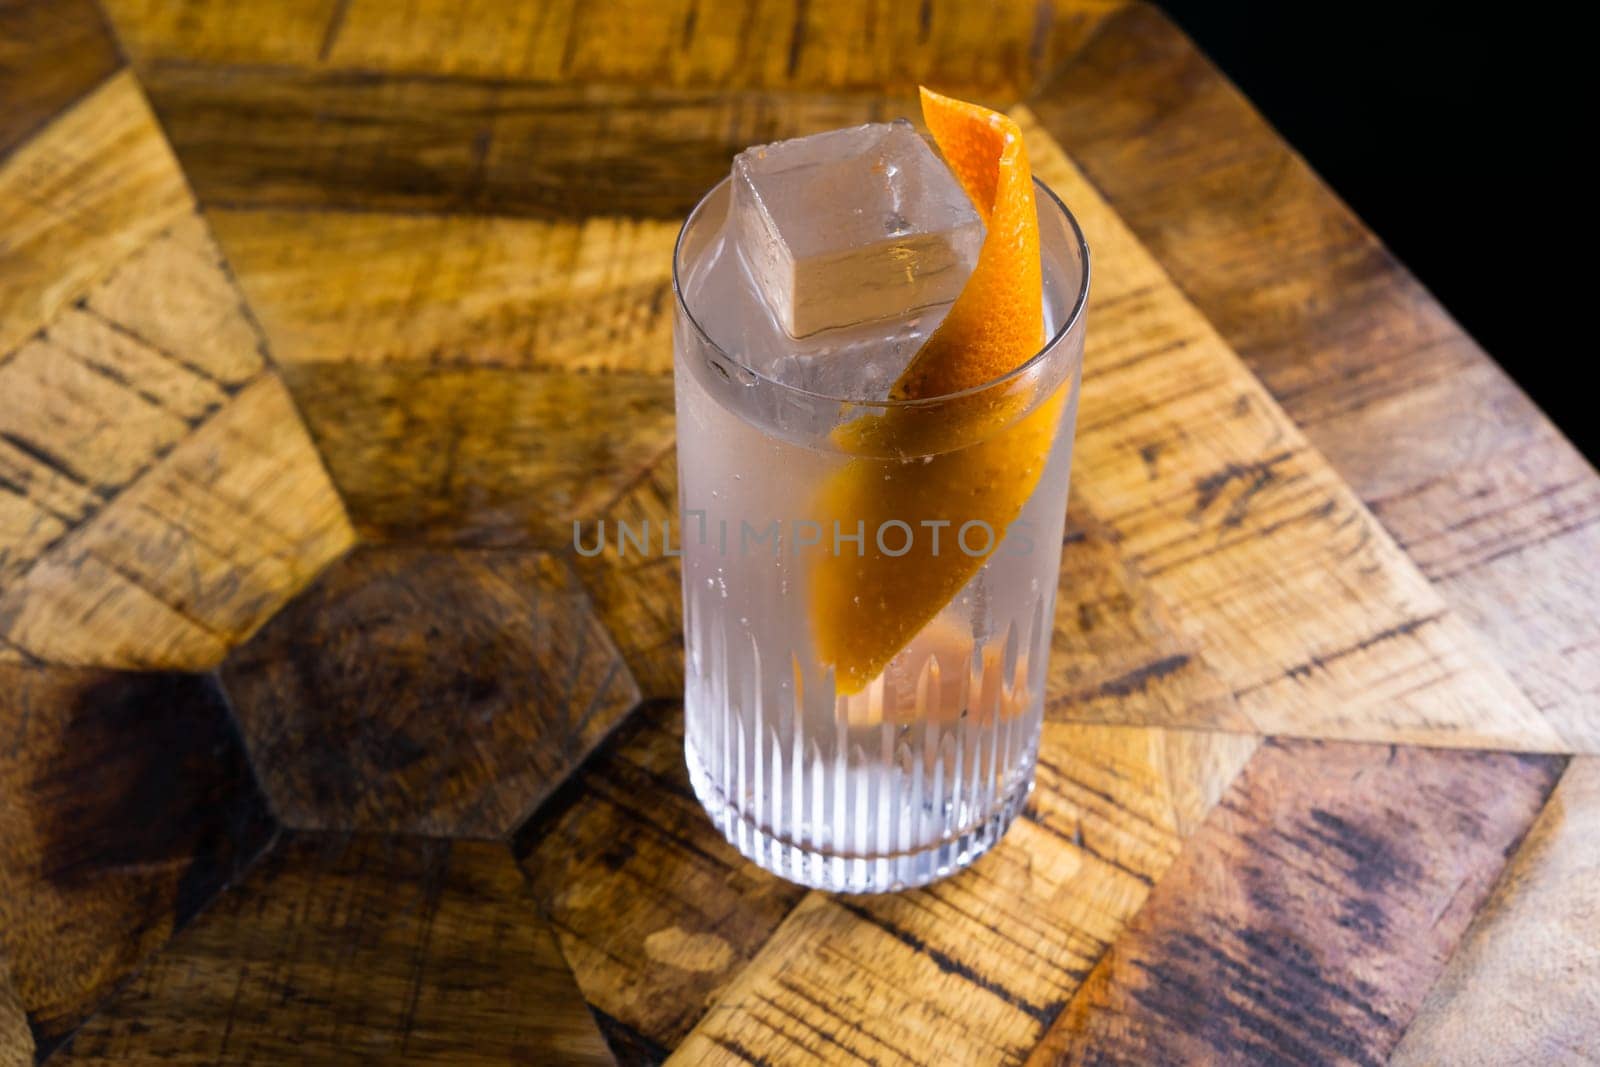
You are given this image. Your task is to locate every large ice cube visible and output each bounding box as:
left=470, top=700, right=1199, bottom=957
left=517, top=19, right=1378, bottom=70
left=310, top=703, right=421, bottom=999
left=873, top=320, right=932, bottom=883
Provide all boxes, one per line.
left=731, top=120, right=982, bottom=338
left=683, top=222, right=944, bottom=400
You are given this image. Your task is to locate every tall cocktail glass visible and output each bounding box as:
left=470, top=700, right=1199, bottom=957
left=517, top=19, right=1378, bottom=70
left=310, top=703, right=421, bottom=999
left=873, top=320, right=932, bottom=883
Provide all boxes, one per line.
left=673, top=177, right=1089, bottom=893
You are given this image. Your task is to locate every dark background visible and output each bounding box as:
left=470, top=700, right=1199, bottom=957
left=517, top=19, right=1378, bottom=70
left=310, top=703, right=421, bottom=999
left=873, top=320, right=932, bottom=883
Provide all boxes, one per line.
left=1160, top=2, right=1591, bottom=461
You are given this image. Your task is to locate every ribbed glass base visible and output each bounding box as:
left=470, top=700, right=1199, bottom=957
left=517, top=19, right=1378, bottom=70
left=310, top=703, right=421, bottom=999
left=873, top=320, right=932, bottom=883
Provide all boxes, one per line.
left=686, top=732, right=1035, bottom=893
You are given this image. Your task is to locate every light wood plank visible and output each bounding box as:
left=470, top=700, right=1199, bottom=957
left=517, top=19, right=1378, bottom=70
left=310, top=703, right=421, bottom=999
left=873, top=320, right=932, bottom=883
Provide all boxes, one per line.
left=0, top=336, right=191, bottom=499
left=0, top=375, right=354, bottom=668
left=207, top=210, right=678, bottom=372
left=100, top=0, right=341, bottom=68
left=1017, top=109, right=1564, bottom=753
left=1048, top=501, right=1246, bottom=730
left=0, top=71, right=190, bottom=361
left=1369, top=439, right=1600, bottom=752
left=107, top=0, right=1121, bottom=99
left=1391, top=757, right=1600, bottom=1066
left=82, top=211, right=267, bottom=387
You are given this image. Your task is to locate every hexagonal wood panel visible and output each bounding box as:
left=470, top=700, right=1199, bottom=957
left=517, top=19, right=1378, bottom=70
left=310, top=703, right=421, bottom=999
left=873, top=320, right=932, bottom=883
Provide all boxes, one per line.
left=221, top=546, right=639, bottom=837
left=3, top=0, right=1597, bottom=1063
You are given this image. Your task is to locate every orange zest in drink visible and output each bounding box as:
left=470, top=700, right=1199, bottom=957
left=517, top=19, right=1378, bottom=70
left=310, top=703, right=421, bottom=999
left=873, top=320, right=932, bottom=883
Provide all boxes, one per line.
left=811, top=88, right=1066, bottom=696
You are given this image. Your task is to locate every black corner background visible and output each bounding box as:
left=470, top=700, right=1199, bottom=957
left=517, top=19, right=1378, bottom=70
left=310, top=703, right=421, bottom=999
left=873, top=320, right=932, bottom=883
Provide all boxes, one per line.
left=1160, top=1, right=1591, bottom=462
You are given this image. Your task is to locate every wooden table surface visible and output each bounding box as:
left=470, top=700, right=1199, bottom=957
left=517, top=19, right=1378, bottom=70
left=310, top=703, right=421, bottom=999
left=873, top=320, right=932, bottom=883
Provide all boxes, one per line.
left=3, top=1, right=1597, bottom=1063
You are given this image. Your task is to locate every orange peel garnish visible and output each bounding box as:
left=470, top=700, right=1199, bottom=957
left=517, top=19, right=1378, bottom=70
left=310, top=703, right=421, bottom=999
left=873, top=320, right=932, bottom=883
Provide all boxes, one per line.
left=809, top=88, right=1067, bottom=696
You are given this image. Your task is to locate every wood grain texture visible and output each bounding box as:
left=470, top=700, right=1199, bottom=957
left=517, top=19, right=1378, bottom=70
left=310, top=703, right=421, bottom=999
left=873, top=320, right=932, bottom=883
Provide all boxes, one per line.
left=568, top=448, right=685, bottom=702
left=4, top=3, right=1594, bottom=1062
left=57, top=833, right=613, bottom=1065
left=1027, top=739, right=1563, bottom=1066
left=0, top=65, right=353, bottom=671
left=0, top=666, right=276, bottom=1056
left=270, top=360, right=674, bottom=548
left=670, top=723, right=1258, bottom=1065
left=0, top=374, right=353, bottom=668
left=105, top=0, right=1122, bottom=97
left=101, top=0, right=341, bottom=68
left=1018, top=110, right=1563, bottom=753
left=1048, top=501, right=1245, bottom=730
left=196, top=209, right=678, bottom=547
left=220, top=546, right=641, bottom=836
left=143, top=68, right=911, bottom=219
left=207, top=210, right=679, bottom=372
left=515, top=700, right=808, bottom=1056
left=1, top=946, right=31, bottom=1067
left=1, top=209, right=264, bottom=590
left=1031, top=3, right=1600, bottom=752
left=0, top=0, right=121, bottom=161
left=0, top=71, right=189, bottom=361
left=533, top=473, right=1257, bottom=1058
left=1391, top=757, right=1600, bottom=1065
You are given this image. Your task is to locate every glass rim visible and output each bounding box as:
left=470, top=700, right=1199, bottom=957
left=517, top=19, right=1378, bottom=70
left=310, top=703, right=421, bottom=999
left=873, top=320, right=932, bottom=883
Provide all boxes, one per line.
left=671, top=173, right=1092, bottom=409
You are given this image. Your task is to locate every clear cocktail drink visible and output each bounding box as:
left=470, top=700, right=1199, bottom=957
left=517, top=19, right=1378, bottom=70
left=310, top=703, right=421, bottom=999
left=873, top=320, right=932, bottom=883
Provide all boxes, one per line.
left=673, top=103, right=1088, bottom=892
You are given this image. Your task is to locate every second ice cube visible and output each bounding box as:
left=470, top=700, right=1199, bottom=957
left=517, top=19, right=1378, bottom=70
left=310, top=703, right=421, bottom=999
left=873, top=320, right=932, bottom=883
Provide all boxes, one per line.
left=732, top=120, right=982, bottom=339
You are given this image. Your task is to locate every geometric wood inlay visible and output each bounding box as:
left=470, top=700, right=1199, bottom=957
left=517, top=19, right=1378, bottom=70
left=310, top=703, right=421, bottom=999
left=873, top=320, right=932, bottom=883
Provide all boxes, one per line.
left=1027, top=740, right=1564, bottom=1066
left=1, top=1, right=1593, bottom=1062
left=0, top=666, right=275, bottom=1056
left=55, top=834, right=613, bottom=1065
left=220, top=547, right=641, bottom=836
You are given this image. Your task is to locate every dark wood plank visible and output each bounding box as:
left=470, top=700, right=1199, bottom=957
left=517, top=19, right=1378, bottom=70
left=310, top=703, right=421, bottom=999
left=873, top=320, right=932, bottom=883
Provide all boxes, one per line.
left=271, top=361, right=674, bottom=549
left=57, top=833, right=613, bottom=1065
left=139, top=67, right=912, bottom=219
left=1031, top=3, right=1600, bottom=751
left=259, top=360, right=671, bottom=548
left=1, top=944, right=31, bottom=1066
left=0, top=666, right=276, bottom=1056
left=0, top=0, right=121, bottom=161
left=219, top=546, right=641, bottom=836
left=513, top=700, right=809, bottom=1053
left=1028, top=738, right=1564, bottom=1066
